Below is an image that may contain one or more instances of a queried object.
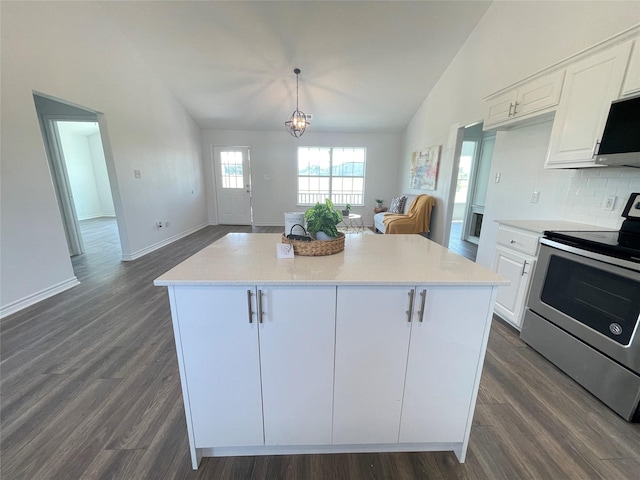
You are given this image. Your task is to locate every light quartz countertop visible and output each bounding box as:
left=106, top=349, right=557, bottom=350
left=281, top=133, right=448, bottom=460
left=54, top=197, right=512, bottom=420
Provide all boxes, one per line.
left=154, top=233, right=508, bottom=287
left=496, top=219, right=617, bottom=234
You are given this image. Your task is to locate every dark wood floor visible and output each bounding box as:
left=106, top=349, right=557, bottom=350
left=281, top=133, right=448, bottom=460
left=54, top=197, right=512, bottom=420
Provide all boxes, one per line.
left=448, top=221, right=478, bottom=261
left=2, top=218, right=639, bottom=479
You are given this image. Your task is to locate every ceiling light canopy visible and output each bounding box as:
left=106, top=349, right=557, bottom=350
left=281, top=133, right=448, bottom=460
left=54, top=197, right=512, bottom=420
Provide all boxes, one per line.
left=284, top=68, right=310, bottom=138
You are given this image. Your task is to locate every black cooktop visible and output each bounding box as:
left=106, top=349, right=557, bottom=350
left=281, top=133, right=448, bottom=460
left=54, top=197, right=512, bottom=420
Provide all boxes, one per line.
left=544, top=230, right=640, bottom=264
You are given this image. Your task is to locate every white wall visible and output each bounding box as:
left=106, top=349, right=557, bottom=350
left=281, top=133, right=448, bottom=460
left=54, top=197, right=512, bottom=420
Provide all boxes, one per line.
left=58, top=124, right=115, bottom=220
left=201, top=130, right=402, bottom=227
left=88, top=132, right=117, bottom=218
left=0, top=2, right=207, bottom=315
left=401, top=1, right=640, bottom=261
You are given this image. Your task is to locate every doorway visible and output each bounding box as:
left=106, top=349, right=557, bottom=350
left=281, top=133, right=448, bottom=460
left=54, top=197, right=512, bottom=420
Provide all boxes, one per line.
left=213, top=146, right=253, bottom=225
left=447, top=123, right=495, bottom=261
left=34, top=94, right=123, bottom=265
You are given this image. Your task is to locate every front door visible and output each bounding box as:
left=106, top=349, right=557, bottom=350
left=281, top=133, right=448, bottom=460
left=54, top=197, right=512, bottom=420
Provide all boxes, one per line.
left=213, top=146, right=252, bottom=225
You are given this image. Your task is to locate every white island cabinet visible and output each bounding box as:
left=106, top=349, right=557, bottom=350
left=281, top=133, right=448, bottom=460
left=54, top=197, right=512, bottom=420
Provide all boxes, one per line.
left=155, top=233, right=507, bottom=469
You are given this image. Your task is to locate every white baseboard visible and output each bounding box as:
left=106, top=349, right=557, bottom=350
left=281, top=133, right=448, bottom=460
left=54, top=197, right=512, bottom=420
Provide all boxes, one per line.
left=78, top=214, right=116, bottom=221
left=1, top=277, right=80, bottom=319
left=121, top=223, right=209, bottom=261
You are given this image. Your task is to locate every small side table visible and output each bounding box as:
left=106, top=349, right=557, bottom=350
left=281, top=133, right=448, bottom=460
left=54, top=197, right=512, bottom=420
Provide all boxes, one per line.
left=339, top=213, right=364, bottom=234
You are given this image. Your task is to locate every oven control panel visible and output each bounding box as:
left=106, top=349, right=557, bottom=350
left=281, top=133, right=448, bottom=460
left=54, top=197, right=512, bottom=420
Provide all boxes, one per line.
left=622, top=192, right=640, bottom=219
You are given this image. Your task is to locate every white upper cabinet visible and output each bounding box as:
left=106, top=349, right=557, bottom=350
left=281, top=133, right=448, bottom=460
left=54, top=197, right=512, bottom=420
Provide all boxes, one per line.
left=622, top=35, right=640, bottom=97
left=545, top=41, right=633, bottom=169
left=483, top=70, right=565, bottom=129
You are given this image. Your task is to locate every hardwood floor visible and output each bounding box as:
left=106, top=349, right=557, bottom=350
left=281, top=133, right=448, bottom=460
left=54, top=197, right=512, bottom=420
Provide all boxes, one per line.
left=448, top=221, right=478, bottom=261
left=2, top=218, right=639, bottom=479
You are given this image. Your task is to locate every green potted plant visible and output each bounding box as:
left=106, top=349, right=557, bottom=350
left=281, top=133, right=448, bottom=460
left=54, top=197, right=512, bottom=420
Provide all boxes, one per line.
left=305, top=199, right=342, bottom=240
left=341, top=203, right=351, bottom=216
left=375, top=198, right=384, bottom=208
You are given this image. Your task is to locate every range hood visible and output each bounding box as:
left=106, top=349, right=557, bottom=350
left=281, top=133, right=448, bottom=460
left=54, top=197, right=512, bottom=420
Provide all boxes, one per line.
left=594, top=95, right=640, bottom=168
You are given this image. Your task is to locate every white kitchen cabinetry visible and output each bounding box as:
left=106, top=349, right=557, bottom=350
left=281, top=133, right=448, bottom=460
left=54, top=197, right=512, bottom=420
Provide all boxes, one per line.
left=333, top=286, right=412, bottom=444
left=171, top=285, right=336, bottom=456
left=333, top=285, right=493, bottom=454
left=622, top=36, right=640, bottom=97
left=157, top=233, right=505, bottom=469
left=399, top=287, right=491, bottom=444
left=545, top=41, right=632, bottom=168
left=483, top=70, right=565, bottom=129
left=491, top=224, right=540, bottom=329
left=258, top=285, right=335, bottom=446
left=171, top=286, right=264, bottom=449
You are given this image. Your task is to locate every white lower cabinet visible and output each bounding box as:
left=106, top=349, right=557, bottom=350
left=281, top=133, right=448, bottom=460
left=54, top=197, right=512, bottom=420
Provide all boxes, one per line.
left=491, top=224, right=540, bottom=330
left=172, top=286, right=264, bottom=448
left=258, top=285, right=335, bottom=446
left=492, top=246, right=535, bottom=329
left=399, top=287, right=490, bottom=443
left=333, top=285, right=492, bottom=445
left=172, top=285, right=335, bottom=449
left=169, top=282, right=495, bottom=468
left=333, top=286, right=412, bottom=444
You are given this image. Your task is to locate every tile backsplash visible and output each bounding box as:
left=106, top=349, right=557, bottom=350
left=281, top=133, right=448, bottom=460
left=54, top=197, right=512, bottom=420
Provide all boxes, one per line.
left=563, top=167, right=640, bottom=228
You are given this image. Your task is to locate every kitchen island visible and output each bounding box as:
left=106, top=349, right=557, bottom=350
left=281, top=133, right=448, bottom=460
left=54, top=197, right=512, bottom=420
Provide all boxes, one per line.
left=154, top=233, right=507, bottom=469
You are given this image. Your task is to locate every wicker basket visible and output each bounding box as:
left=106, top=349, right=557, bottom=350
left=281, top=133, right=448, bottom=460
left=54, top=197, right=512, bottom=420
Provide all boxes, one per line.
left=281, top=232, right=345, bottom=256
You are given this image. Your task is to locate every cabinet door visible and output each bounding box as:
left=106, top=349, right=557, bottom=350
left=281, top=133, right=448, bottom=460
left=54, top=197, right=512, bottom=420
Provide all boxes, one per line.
left=514, top=69, right=565, bottom=118
left=173, top=286, right=264, bottom=447
left=333, top=286, right=412, bottom=444
left=492, top=246, right=535, bottom=329
left=484, top=70, right=564, bottom=129
left=258, top=286, right=335, bottom=445
left=484, top=90, right=517, bottom=128
left=545, top=41, right=632, bottom=168
left=400, top=287, right=492, bottom=443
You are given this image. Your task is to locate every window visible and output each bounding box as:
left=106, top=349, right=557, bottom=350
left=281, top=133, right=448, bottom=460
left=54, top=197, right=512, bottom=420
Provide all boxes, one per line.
left=297, top=147, right=366, bottom=205
left=220, top=151, right=244, bottom=189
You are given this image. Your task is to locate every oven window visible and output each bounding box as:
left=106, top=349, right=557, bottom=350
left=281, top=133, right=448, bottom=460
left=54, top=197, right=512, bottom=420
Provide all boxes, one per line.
left=541, top=255, right=640, bottom=345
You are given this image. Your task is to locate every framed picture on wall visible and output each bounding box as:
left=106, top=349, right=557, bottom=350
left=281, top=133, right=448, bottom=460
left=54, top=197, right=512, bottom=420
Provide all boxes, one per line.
left=410, top=145, right=440, bottom=190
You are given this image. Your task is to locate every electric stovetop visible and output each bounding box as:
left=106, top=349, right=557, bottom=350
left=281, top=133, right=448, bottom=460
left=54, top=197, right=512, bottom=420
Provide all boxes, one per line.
left=544, top=230, right=640, bottom=264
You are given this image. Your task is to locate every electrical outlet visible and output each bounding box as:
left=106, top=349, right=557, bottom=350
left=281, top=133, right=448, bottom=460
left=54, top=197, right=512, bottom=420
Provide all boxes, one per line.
left=603, top=195, right=616, bottom=211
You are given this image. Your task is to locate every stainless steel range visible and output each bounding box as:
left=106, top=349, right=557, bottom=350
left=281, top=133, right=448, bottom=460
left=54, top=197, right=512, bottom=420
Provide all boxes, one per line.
left=520, top=193, right=640, bottom=421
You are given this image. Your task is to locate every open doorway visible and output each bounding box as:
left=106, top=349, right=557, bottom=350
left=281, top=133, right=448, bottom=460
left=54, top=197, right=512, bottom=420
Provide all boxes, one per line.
left=34, top=94, right=123, bottom=271
left=447, top=123, right=495, bottom=261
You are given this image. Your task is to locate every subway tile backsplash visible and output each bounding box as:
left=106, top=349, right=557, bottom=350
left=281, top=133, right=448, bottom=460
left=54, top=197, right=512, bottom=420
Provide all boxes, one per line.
left=563, top=167, right=640, bottom=228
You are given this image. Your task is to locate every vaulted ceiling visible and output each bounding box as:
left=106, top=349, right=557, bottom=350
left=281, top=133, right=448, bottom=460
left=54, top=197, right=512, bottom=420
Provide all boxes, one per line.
left=101, top=1, right=492, bottom=133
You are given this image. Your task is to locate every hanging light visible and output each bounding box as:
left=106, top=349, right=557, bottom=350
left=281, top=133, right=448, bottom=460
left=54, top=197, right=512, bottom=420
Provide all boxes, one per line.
left=284, top=68, right=310, bottom=138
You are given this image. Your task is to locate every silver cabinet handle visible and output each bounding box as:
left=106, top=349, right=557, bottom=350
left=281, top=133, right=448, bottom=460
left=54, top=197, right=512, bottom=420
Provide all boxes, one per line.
left=510, top=239, right=516, bottom=244
left=417, top=289, right=427, bottom=323
left=513, top=101, right=519, bottom=115
left=508, top=103, right=514, bottom=117
left=521, top=260, right=528, bottom=276
left=247, top=289, right=253, bottom=323
left=257, top=289, right=264, bottom=323
left=406, top=289, right=415, bottom=322
left=592, top=139, right=601, bottom=158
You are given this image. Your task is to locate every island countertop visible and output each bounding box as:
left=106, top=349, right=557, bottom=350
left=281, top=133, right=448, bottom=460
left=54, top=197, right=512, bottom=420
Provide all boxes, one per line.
left=154, top=233, right=508, bottom=287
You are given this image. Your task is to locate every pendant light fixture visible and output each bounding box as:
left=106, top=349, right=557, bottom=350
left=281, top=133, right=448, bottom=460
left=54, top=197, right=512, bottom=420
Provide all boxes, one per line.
left=284, top=68, right=310, bottom=138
